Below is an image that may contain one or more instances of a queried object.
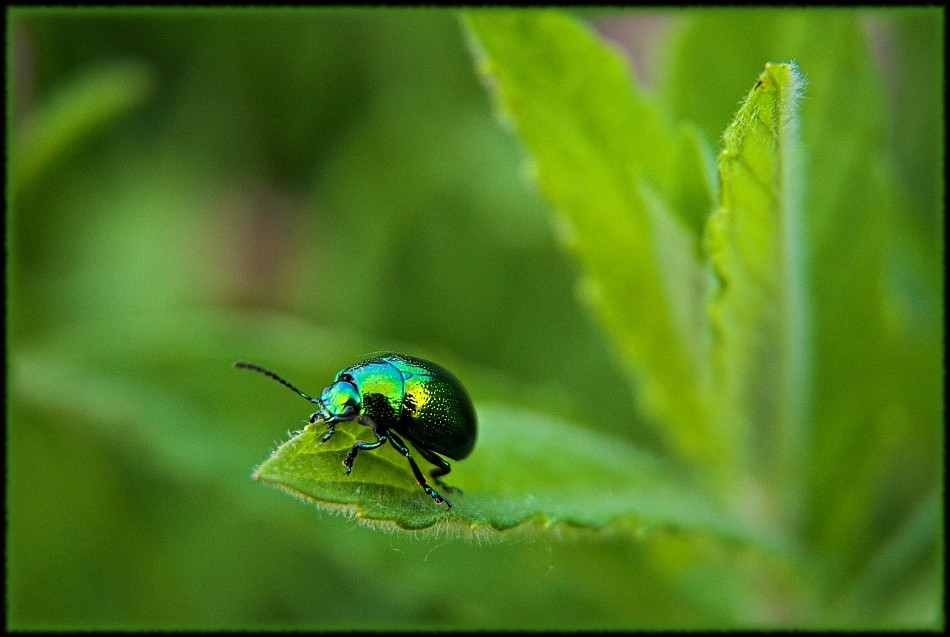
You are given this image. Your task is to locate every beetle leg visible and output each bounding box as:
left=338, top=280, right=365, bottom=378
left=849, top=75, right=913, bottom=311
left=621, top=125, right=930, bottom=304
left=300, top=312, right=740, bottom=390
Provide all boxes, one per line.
left=415, top=446, right=462, bottom=495
left=308, top=411, right=336, bottom=443
left=388, top=432, right=451, bottom=509
left=343, top=429, right=388, bottom=474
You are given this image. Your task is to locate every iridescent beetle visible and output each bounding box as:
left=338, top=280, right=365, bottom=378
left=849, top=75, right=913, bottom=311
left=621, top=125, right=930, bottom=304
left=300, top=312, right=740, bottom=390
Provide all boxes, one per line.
left=236, top=353, right=476, bottom=508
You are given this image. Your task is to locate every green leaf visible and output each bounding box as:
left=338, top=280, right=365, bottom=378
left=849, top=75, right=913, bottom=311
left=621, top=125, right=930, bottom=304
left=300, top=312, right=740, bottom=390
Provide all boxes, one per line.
left=662, top=11, right=942, bottom=608
left=886, top=10, right=942, bottom=228
left=14, top=308, right=779, bottom=549
left=463, top=10, right=722, bottom=471
left=12, top=60, right=154, bottom=193
left=10, top=309, right=369, bottom=490
left=254, top=401, right=788, bottom=548
left=705, top=62, right=809, bottom=525
left=826, top=490, right=941, bottom=625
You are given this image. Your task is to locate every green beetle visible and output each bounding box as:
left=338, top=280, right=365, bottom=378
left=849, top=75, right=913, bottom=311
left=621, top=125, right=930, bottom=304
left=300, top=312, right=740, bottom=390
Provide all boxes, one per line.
left=236, top=353, right=476, bottom=508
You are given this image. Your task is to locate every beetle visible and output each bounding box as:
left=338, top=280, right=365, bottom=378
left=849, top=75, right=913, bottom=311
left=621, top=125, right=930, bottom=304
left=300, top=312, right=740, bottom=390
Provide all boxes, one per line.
left=235, top=353, right=476, bottom=508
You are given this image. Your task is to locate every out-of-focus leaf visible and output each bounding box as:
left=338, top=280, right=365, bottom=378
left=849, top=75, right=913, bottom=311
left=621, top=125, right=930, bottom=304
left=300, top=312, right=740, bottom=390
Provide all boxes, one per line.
left=11, top=310, right=368, bottom=490
left=12, top=60, right=153, bottom=193
left=706, top=62, right=810, bottom=526
left=826, top=490, right=941, bottom=626
left=12, top=308, right=805, bottom=627
left=255, top=402, right=788, bottom=549
left=882, top=9, right=942, bottom=231
left=669, top=121, right=718, bottom=242
left=661, top=10, right=942, bottom=616
left=463, top=10, right=722, bottom=472
left=13, top=309, right=765, bottom=542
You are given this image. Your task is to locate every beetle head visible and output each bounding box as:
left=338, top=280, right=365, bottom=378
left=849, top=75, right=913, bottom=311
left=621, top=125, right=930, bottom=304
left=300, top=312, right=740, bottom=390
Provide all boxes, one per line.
left=310, top=380, right=360, bottom=424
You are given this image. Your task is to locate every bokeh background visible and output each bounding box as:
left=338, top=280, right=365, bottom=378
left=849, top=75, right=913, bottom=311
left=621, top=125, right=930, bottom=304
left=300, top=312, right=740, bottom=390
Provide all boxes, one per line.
left=7, top=8, right=942, bottom=629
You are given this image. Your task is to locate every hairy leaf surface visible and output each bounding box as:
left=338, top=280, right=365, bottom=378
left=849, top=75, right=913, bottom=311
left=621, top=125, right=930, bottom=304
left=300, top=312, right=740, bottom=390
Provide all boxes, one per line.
left=706, top=62, right=809, bottom=525
left=255, top=402, right=781, bottom=545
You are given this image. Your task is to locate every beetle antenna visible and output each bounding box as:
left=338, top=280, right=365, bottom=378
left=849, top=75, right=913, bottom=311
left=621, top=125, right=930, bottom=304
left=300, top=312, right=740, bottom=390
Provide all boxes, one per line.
left=234, top=362, right=316, bottom=402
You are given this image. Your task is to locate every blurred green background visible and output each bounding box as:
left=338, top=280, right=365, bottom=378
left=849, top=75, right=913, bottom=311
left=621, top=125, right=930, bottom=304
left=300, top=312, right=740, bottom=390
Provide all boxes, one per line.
left=7, top=8, right=942, bottom=629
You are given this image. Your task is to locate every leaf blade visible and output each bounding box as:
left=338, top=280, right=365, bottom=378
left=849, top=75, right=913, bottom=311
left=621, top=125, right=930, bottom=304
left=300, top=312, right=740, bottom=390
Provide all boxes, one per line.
left=255, top=402, right=788, bottom=550
left=463, top=10, right=722, bottom=470
left=12, top=60, right=154, bottom=193
left=706, top=62, right=810, bottom=525
left=662, top=15, right=942, bottom=608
